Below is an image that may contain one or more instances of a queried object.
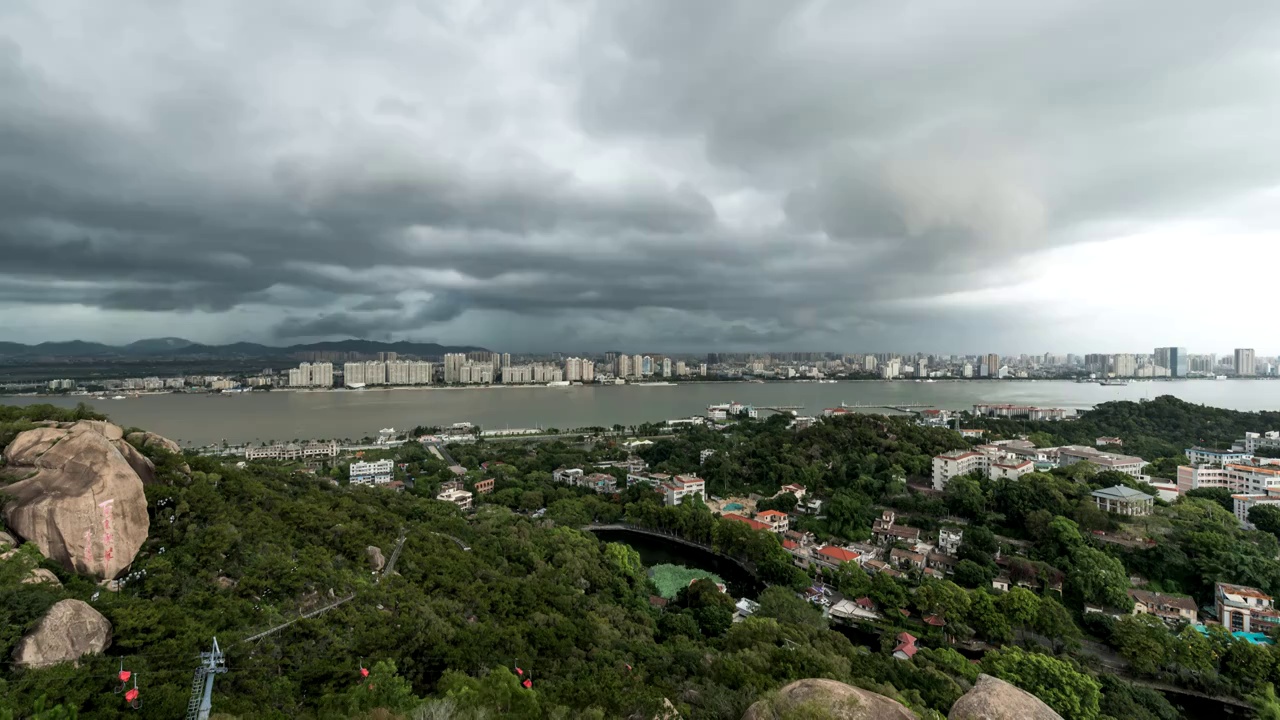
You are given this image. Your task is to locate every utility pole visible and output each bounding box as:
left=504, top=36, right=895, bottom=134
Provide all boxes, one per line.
left=186, top=638, right=227, bottom=720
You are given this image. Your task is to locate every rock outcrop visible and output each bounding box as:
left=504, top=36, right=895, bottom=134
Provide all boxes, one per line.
left=367, top=545, right=386, bottom=572
left=1, top=421, right=151, bottom=579
left=948, top=675, right=1062, bottom=720
left=125, top=431, right=183, bottom=456
left=23, top=568, right=62, bottom=587
left=742, top=679, right=917, bottom=720
left=0, top=529, right=15, bottom=549
left=13, top=599, right=112, bottom=668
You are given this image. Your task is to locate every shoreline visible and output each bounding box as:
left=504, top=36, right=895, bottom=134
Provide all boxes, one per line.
left=4, top=375, right=1271, bottom=400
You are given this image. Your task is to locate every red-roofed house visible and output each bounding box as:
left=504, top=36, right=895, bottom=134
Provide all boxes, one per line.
left=812, top=545, right=860, bottom=570
left=892, top=632, right=919, bottom=660
left=754, top=509, right=790, bottom=534
left=723, top=513, right=772, bottom=532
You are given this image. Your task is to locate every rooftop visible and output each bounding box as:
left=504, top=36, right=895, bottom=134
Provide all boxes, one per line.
left=1091, top=485, right=1154, bottom=501
left=816, top=546, right=860, bottom=564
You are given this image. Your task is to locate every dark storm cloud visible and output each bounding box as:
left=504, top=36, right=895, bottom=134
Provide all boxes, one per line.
left=2, top=1, right=1279, bottom=349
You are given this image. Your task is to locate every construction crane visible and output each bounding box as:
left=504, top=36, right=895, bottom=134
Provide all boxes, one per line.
left=185, top=638, right=226, bottom=720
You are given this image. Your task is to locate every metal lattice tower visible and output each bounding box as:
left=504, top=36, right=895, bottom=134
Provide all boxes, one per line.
left=185, top=638, right=227, bottom=720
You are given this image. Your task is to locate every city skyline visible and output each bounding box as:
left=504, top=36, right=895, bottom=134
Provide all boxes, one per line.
left=3, top=3, right=1280, bottom=351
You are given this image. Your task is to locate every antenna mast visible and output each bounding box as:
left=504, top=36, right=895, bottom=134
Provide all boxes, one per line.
left=185, top=638, right=227, bottom=720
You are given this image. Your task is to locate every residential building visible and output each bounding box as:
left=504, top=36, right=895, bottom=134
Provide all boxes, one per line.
left=722, top=513, right=772, bottom=532
left=474, top=478, right=495, bottom=495
left=553, top=467, right=584, bottom=485
left=890, top=548, right=926, bottom=571
left=661, top=357, right=672, bottom=377
left=1096, top=436, right=1123, bottom=447
left=932, top=450, right=988, bottom=490
left=288, top=362, right=334, bottom=388
left=989, top=459, right=1034, bottom=481
left=1216, top=582, right=1280, bottom=633
left=437, top=488, right=473, bottom=510
left=1236, top=349, right=1257, bottom=376
left=246, top=441, right=339, bottom=461
left=892, top=632, right=919, bottom=660
left=1091, top=485, right=1155, bottom=516
left=580, top=473, right=618, bottom=494
left=1128, top=589, right=1197, bottom=626
left=872, top=511, right=921, bottom=546
left=349, top=459, right=394, bottom=485
left=659, top=475, right=705, bottom=506
left=812, top=545, right=861, bottom=570
left=779, top=483, right=806, bottom=500
left=754, top=510, right=790, bottom=534
left=937, top=527, right=963, bottom=556
left=982, top=353, right=1000, bottom=378
left=443, top=353, right=466, bottom=383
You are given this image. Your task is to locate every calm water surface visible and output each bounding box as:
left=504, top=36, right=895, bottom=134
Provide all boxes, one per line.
left=4, top=379, right=1280, bottom=445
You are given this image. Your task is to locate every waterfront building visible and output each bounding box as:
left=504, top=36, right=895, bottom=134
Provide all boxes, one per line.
left=632, top=355, right=643, bottom=378
left=1154, top=346, right=1188, bottom=377
left=698, top=363, right=707, bottom=376
left=288, top=362, right=334, bottom=388
left=443, top=353, right=466, bottom=383
left=661, top=357, right=672, bottom=377
left=1236, top=349, right=1257, bottom=376
left=246, top=440, right=339, bottom=461
left=349, top=459, right=394, bottom=485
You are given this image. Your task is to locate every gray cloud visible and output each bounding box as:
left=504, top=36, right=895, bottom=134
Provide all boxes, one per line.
left=2, top=1, right=1279, bottom=351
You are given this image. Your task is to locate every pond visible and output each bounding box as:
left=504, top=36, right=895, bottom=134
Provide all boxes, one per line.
left=590, top=528, right=763, bottom=599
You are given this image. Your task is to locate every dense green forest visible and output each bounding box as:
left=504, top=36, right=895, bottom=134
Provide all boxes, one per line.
left=5, top=399, right=1280, bottom=718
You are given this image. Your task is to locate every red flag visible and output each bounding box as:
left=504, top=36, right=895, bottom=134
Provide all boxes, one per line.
left=522, top=679, right=532, bottom=689
left=118, top=670, right=132, bottom=682
left=360, top=667, right=369, bottom=678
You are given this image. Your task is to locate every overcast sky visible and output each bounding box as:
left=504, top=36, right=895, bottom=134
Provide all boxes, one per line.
left=2, top=1, right=1279, bottom=354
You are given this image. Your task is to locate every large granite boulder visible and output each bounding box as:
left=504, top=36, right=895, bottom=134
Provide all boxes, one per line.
left=22, top=568, right=63, bottom=587
left=948, top=675, right=1062, bottom=720
left=1, top=421, right=151, bottom=579
left=742, top=679, right=917, bottom=720
left=367, top=545, right=386, bottom=572
left=0, top=529, right=15, bottom=549
left=13, top=599, right=112, bottom=668
left=125, top=431, right=183, bottom=456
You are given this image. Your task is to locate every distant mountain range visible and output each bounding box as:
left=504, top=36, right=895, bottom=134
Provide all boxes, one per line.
left=0, top=338, right=490, bottom=361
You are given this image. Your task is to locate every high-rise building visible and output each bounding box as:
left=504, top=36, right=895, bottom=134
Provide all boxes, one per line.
left=675, top=360, right=687, bottom=376
left=642, top=356, right=653, bottom=376
left=1236, top=349, right=1257, bottom=377
left=981, top=354, right=999, bottom=378
left=502, top=353, right=511, bottom=369
left=1111, top=354, right=1137, bottom=377
left=698, top=363, right=708, bottom=377
left=344, top=361, right=366, bottom=386
left=661, top=357, right=672, bottom=377
left=631, top=354, right=643, bottom=378
left=444, top=353, right=466, bottom=383
left=1154, top=347, right=1189, bottom=378
left=617, top=354, right=631, bottom=378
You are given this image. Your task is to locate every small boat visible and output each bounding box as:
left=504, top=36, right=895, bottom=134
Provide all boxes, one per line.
left=112, top=395, right=126, bottom=400
left=1098, top=380, right=1128, bottom=386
